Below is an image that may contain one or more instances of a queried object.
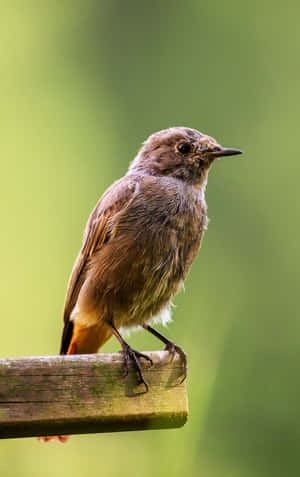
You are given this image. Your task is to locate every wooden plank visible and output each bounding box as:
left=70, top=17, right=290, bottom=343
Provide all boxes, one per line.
left=0, top=351, right=188, bottom=439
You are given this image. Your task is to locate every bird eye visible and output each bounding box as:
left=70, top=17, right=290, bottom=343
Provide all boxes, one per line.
left=177, top=142, right=191, bottom=155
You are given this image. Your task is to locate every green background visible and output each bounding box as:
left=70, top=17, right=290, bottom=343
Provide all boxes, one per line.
left=1, top=1, right=299, bottom=476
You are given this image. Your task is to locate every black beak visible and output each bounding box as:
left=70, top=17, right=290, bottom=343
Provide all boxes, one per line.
left=211, top=147, right=243, bottom=158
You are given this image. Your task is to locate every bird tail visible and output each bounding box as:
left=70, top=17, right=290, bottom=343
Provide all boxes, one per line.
left=60, top=320, right=74, bottom=355
left=63, top=320, right=113, bottom=355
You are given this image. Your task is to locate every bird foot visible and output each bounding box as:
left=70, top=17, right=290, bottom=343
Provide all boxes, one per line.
left=164, top=342, right=187, bottom=383
left=122, top=344, right=153, bottom=392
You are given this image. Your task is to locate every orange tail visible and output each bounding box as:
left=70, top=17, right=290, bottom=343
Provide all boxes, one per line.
left=38, top=321, right=112, bottom=443
left=66, top=321, right=113, bottom=354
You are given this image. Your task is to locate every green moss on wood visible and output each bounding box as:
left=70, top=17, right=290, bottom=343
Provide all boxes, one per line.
left=0, top=351, right=188, bottom=439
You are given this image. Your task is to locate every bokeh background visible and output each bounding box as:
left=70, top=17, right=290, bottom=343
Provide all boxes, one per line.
left=1, top=1, right=300, bottom=476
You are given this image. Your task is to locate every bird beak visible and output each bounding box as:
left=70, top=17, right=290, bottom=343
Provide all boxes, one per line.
left=211, top=147, right=243, bottom=158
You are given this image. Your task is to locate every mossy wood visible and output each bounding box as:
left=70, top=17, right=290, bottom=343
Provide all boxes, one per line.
left=0, top=351, right=188, bottom=439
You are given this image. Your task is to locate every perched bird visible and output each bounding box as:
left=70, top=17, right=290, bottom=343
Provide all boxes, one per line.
left=38, top=127, right=242, bottom=442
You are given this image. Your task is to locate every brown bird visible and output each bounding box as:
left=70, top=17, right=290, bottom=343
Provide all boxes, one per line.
left=38, top=127, right=242, bottom=442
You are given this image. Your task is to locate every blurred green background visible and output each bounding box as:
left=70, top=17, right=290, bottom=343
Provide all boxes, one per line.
left=1, top=1, right=299, bottom=476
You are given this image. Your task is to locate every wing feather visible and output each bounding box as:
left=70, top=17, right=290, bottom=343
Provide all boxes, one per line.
left=59, top=177, right=137, bottom=353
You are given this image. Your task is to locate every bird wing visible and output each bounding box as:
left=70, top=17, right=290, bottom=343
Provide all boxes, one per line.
left=60, top=177, right=137, bottom=353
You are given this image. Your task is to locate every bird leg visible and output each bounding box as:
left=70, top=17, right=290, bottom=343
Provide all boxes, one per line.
left=110, top=324, right=153, bottom=392
left=143, top=325, right=187, bottom=382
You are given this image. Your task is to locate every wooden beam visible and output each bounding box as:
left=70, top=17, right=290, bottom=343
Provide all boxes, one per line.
left=0, top=351, right=188, bottom=439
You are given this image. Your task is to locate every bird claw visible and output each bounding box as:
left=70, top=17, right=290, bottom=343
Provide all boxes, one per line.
left=164, top=342, right=187, bottom=384
left=122, top=345, right=153, bottom=392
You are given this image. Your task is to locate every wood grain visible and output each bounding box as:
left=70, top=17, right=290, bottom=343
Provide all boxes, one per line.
left=0, top=351, right=188, bottom=439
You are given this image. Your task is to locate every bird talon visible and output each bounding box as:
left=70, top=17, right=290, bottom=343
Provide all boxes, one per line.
left=164, top=343, right=176, bottom=362
left=120, top=343, right=150, bottom=392
left=172, top=345, right=188, bottom=381
left=144, top=326, right=187, bottom=382
left=135, top=351, right=153, bottom=366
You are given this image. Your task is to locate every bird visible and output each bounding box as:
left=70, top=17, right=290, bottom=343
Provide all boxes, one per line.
left=38, top=127, right=242, bottom=442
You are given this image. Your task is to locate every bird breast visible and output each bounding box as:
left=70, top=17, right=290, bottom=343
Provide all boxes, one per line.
left=110, top=176, right=208, bottom=328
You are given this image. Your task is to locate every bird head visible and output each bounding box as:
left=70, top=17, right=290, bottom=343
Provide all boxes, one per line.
left=130, top=127, right=242, bottom=187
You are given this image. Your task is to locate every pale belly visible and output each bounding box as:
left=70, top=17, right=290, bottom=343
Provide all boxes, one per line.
left=114, top=224, right=206, bottom=330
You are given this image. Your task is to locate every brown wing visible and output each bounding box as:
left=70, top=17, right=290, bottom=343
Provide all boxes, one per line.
left=60, top=177, right=137, bottom=354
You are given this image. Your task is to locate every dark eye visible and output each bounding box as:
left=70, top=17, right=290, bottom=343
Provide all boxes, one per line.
left=177, top=142, right=191, bottom=155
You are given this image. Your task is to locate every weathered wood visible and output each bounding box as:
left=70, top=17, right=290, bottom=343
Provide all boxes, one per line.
left=0, top=351, right=188, bottom=439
